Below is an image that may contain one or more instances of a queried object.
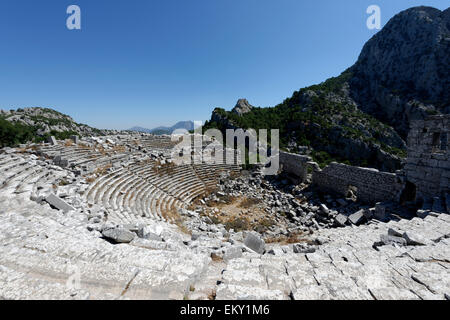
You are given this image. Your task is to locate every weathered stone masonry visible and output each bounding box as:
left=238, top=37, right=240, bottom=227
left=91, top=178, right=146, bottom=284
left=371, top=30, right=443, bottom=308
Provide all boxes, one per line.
left=405, top=115, right=450, bottom=201
left=280, top=115, right=450, bottom=205
left=279, top=151, right=311, bottom=182
left=279, top=151, right=404, bottom=204
left=312, top=162, right=404, bottom=204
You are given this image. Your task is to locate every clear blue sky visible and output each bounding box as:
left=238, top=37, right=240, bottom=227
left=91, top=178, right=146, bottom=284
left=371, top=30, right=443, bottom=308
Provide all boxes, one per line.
left=0, top=1, right=447, bottom=130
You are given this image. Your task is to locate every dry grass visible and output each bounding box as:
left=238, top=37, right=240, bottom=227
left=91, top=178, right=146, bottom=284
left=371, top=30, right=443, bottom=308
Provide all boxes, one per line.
left=192, top=195, right=273, bottom=233
left=58, top=179, right=70, bottom=186
left=111, top=145, right=126, bottom=153
left=254, top=218, right=276, bottom=233
left=223, top=217, right=251, bottom=232
left=229, top=170, right=240, bottom=180
left=174, top=217, right=191, bottom=235
left=64, top=140, right=73, bottom=147
left=207, top=290, right=216, bottom=300
left=78, top=143, right=92, bottom=150
left=85, top=176, right=96, bottom=184
left=93, top=144, right=107, bottom=156
left=151, top=160, right=176, bottom=176
left=238, top=197, right=260, bottom=209
left=163, top=205, right=181, bottom=222
left=93, top=164, right=112, bottom=176
left=211, top=252, right=224, bottom=262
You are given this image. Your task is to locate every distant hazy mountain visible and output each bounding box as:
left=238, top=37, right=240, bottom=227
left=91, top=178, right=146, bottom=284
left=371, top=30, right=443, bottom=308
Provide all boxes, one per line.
left=129, top=121, right=195, bottom=135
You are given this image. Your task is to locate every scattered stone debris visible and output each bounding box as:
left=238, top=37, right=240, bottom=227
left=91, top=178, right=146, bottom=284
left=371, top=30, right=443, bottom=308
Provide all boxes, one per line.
left=374, top=228, right=433, bottom=248
left=0, top=132, right=448, bottom=300
left=293, top=243, right=316, bottom=254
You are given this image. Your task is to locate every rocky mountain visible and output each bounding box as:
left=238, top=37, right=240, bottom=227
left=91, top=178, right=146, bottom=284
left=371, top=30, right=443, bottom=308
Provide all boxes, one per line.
left=0, top=107, right=115, bottom=147
left=129, top=121, right=195, bottom=135
left=203, top=6, right=449, bottom=172
left=349, top=6, right=450, bottom=138
left=232, top=99, right=254, bottom=116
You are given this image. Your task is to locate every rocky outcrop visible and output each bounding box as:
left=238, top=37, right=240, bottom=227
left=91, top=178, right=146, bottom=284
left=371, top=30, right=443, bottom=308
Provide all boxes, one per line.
left=0, top=107, right=116, bottom=137
left=206, top=91, right=406, bottom=171
left=232, top=99, right=254, bottom=116
left=349, top=6, right=450, bottom=137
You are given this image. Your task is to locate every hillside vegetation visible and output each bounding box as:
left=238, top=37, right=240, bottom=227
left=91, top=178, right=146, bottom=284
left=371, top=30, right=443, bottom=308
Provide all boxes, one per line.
left=0, top=107, right=109, bottom=148
left=203, top=70, right=406, bottom=171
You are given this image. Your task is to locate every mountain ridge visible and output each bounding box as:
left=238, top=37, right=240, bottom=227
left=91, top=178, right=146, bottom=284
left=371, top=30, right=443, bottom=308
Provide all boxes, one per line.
left=202, top=6, right=449, bottom=171
left=128, top=121, right=195, bottom=135
left=349, top=6, right=450, bottom=137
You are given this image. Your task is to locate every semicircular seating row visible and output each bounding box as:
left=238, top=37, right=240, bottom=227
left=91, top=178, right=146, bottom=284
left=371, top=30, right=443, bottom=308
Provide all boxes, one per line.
left=36, top=144, right=131, bottom=170
left=0, top=154, right=69, bottom=196
left=84, top=159, right=240, bottom=223
left=140, top=137, right=179, bottom=149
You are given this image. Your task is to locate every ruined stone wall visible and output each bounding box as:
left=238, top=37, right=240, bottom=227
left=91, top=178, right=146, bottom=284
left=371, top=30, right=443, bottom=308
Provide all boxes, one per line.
left=405, top=115, right=450, bottom=200
left=279, top=151, right=312, bottom=182
left=312, top=162, right=404, bottom=204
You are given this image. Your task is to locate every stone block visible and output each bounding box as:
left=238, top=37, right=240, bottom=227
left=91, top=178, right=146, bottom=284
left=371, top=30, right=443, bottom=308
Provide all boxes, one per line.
left=334, top=214, right=347, bottom=227
left=416, top=210, right=430, bottom=219
left=47, top=136, right=57, bottom=145
left=45, top=194, right=74, bottom=213
left=387, top=228, right=403, bottom=237
left=53, top=155, right=61, bottom=164
left=102, top=228, right=135, bottom=244
left=319, top=204, right=329, bottom=216
left=59, top=159, right=69, bottom=168
left=374, top=203, right=387, bottom=221
left=70, top=135, right=79, bottom=144
left=348, top=210, right=366, bottom=225
left=363, top=208, right=374, bottom=220
left=244, top=233, right=265, bottom=254
left=137, top=226, right=163, bottom=241
left=402, top=232, right=429, bottom=246
left=432, top=197, right=444, bottom=213
left=379, top=234, right=407, bottom=246
left=223, top=246, right=243, bottom=261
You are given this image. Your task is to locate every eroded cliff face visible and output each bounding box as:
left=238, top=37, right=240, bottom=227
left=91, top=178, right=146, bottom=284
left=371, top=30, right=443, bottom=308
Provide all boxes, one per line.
left=349, top=6, right=450, bottom=138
